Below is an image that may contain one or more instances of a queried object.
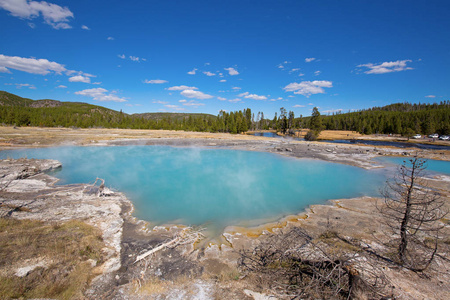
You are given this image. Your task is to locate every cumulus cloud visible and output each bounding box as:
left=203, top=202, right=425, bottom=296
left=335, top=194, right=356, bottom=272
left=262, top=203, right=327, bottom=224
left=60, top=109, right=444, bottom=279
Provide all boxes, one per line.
left=0, top=0, right=74, bottom=29
left=203, top=71, right=216, bottom=76
left=219, top=79, right=226, bottom=82
left=56, top=85, right=67, bottom=88
left=187, top=68, right=197, bottom=75
left=180, top=89, right=213, bottom=99
left=15, top=83, right=36, bottom=89
left=224, top=67, right=239, bottom=75
left=81, top=25, right=90, bottom=30
left=232, top=87, right=241, bottom=90
left=284, top=80, right=333, bottom=97
left=75, top=88, right=127, bottom=102
left=178, top=100, right=187, bottom=103
left=357, top=60, right=413, bottom=74
left=167, top=85, right=198, bottom=91
left=0, top=66, right=11, bottom=73
left=118, top=54, right=145, bottom=62
left=153, top=100, right=168, bottom=104
left=238, top=92, right=267, bottom=100
left=144, top=79, right=168, bottom=84
left=293, top=104, right=305, bottom=108
left=164, top=104, right=185, bottom=111
left=69, top=75, right=90, bottom=83
left=217, top=97, right=226, bottom=101
left=305, top=58, right=316, bottom=63
left=182, top=100, right=205, bottom=107
left=425, top=95, right=436, bottom=98
left=0, top=54, right=66, bottom=75
left=228, top=98, right=242, bottom=103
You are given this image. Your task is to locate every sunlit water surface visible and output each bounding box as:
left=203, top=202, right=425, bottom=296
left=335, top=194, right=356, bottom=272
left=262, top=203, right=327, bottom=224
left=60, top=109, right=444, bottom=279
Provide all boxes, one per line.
left=2, top=146, right=396, bottom=231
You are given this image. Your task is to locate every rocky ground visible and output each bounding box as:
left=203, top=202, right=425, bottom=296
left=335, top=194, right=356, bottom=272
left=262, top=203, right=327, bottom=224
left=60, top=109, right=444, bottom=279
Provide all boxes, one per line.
left=0, top=128, right=449, bottom=299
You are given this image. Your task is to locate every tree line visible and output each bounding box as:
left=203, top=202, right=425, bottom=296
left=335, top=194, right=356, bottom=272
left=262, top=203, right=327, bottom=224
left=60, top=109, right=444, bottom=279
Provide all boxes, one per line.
left=1, top=90, right=449, bottom=136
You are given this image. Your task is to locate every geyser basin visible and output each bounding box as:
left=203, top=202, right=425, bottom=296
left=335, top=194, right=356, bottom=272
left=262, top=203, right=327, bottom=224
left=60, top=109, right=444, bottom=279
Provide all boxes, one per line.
left=1, top=146, right=387, bottom=230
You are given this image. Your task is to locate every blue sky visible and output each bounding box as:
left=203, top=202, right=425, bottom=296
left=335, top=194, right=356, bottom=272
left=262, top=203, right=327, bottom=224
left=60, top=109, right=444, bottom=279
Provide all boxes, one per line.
left=1, top=0, right=449, bottom=118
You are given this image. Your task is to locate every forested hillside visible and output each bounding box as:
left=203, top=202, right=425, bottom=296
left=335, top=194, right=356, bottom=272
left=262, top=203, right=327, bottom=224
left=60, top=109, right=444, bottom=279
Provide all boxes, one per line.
left=318, top=101, right=450, bottom=135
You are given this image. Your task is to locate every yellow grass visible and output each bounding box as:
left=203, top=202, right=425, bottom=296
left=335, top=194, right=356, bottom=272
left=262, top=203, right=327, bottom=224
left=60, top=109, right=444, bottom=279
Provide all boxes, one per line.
left=0, top=218, right=105, bottom=299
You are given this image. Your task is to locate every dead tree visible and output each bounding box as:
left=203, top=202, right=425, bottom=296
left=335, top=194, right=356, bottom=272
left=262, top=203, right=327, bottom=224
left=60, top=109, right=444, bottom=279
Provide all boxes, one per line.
left=379, top=156, right=448, bottom=270
left=238, top=228, right=389, bottom=299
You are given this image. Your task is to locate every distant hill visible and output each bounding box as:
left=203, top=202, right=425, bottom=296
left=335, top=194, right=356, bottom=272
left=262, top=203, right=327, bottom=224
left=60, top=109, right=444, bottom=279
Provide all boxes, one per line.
left=0, top=91, right=219, bottom=131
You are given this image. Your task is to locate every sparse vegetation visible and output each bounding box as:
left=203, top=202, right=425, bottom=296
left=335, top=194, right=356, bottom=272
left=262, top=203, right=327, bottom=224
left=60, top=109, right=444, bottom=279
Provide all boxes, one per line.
left=0, top=218, right=105, bottom=299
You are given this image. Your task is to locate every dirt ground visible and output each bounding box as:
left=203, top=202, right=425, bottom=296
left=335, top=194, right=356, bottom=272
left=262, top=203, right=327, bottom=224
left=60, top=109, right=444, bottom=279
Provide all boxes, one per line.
left=1, top=126, right=449, bottom=299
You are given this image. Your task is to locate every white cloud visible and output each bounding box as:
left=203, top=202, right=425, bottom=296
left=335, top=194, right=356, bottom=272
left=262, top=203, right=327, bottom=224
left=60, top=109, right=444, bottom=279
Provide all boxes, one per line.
left=75, top=88, right=127, bottom=102
left=0, top=66, right=11, bottom=73
left=228, top=98, right=242, bottom=103
left=0, top=0, right=74, bottom=29
left=167, top=85, right=198, bottom=91
left=232, top=86, right=241, bottom=90
left=178, top=100, right=187, bottom=103
left=224, top=67, right=239, bottom=76
left=357, top=60, right=413, bottom=74
left=270, top=97, right=283, bottom=102
left=69, top=75, right=90, bottom=83
left=425, top=95, right=436, bottom=98
left=107, top=37, right=114, bottom=40
left=245, top=93, right=267, bottom=101
left=81, top=25, right=90, bottom=30
left=182, top=100, right=205, bottom=107
left=0, top=54, right=66, bottom=75
left=15, top=83, right=35, bottom=89
left=164, top=104, right=185, bottom=111
left=314, top=70, right=321, bottom=76
left=219, top=79, right=226, bottom=82
left=289, top=68, right=300, bottom=73
left=305, top=58, right=316, bottom=63
left=284, top=80, right=333, bottom=97
left=293, top=104, right=305, bottom=108
left=144, top=79, right=168, bottom=84
left=238, top=91, right=267, bottom=100
left=203, top=71, right=216, bottom=76
left=180, top=89, right=213, bottom=99
left=217, top=97, right=226, bottom=101
left=56, top=85, right=67, bottom=88
left=187, top=68, right=197, bottom=75
left=153, top=100, right=168, bottom=104
left=118, top=54, right=144, bottom=62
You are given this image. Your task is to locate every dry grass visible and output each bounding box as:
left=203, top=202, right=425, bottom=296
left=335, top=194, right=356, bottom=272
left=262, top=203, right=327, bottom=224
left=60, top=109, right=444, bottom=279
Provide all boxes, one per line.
left=318, top=130, right=363, bottom=140
left=0, top=218, right=105, bottom=299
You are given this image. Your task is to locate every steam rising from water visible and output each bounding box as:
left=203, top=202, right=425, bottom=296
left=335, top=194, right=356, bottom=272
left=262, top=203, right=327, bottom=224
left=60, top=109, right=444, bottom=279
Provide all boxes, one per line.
left=1, top=146, right=388, bottom=231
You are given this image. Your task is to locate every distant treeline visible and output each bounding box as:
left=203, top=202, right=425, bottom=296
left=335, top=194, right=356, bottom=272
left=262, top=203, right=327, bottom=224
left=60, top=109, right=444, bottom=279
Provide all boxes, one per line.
left=1, top=91, right=449, bottom=135
left=318, top=101, right=450, bottom=135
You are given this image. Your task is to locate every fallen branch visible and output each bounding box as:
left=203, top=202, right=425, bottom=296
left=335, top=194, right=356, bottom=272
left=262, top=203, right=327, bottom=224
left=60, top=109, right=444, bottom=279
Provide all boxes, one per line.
left=134, top=227, right=205, bottom=264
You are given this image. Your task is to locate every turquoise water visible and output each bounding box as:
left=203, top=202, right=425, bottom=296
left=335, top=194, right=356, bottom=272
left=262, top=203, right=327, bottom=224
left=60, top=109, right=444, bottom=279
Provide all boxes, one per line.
left=1, top=146, right=389, bottom=230
left=376, top=157, right=450, bottom=176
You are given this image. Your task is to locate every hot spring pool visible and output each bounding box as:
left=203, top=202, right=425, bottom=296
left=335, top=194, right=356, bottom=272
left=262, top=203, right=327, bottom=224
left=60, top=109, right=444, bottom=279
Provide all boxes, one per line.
left=1, top=146, right=391, bottom=230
